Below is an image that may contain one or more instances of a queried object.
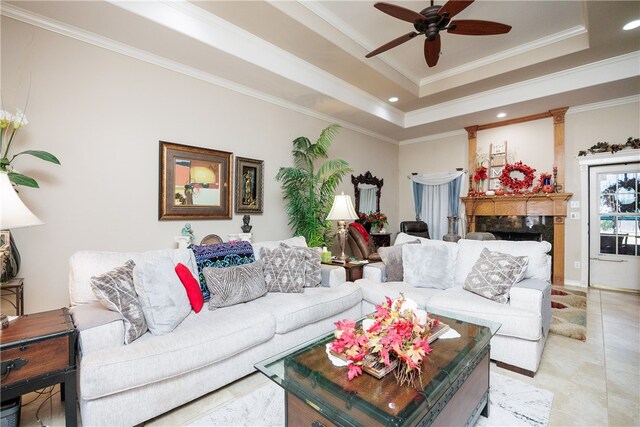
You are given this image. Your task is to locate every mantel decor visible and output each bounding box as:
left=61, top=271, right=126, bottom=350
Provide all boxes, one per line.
left=159, top=141, right=232, bottom=220
left=499, top=161, right=536, bottom=192
left=234, top=156, right=264, bottom=214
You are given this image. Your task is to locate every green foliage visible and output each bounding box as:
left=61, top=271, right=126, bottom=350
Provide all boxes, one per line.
left=276, top=125, right=352, bottom=247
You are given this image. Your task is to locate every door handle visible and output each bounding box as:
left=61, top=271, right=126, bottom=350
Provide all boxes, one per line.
left=590, top=257, right=626, bottom=263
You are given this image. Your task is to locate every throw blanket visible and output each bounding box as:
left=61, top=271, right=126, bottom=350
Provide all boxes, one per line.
left=349, top=222, right=370, bottom=244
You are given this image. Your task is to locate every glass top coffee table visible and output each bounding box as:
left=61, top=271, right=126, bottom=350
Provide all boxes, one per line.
left=256, top=309, right=500, bottom=427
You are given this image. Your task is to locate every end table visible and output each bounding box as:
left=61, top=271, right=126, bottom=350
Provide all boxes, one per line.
left=322, top=261, right=364, bottom=282
left=0, top=308, right=78, bottom=427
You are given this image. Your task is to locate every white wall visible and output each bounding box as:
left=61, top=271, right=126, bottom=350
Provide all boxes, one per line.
left=1, top=17, right=398, bottom=313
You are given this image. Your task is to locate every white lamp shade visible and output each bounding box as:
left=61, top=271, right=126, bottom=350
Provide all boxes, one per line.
left=326, top=192, right=359, bottom=221
left=0, top=172, right=43, bottom=229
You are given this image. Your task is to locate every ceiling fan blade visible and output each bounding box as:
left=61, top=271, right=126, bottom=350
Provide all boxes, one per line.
left=424, top=35, right=441, bottom=68
left=448, top=20, right=512, bottom=35
left=438, top=0, right=474, bottom=19
left=374, top=2, right=425, bottom=24
left=366, top=32, right=420, bottom=58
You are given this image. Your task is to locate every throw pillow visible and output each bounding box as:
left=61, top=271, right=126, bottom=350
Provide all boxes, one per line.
left=251, top=236, right=307, bottom=261
left=175, top=263, right=204, bottom=313
left=402, top=240, right=459, bottom=289
left=191, top=241, right=255, bottom=300
left=132, top=256, right=191, bottom=335
left=378, top=239, right=420, bottom=282
left=90, top=260, right=148, bottom=344
left=281, top=243, right=322, bottom=287
left=260, top=244, right=306, bottom=293
left=463, top=248, right=529, bottom=304
left=203, top=261, right=267, bottom=310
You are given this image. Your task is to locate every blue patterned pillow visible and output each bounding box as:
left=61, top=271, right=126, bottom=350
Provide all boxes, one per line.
left=190, top=241, right=255, bottom=300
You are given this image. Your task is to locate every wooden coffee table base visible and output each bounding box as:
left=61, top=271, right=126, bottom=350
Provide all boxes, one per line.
left=285, top=351, right=490, bottom=427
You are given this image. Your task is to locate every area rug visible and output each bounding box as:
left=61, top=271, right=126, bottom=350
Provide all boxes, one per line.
left=550, top=285, right=587, bottom=341
left=188, top=372, right=553, bottom=427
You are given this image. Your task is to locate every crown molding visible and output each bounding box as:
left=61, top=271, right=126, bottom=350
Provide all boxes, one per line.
left=1, top=3, right=399, bottom=145
left=406, top=51, right=640, bottom=127
left=567, top=94, right=640, bottom=115
left=398, top=130, right=467, bottom=146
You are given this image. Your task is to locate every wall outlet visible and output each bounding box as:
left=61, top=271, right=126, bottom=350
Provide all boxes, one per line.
left=574, top=261, right=581, bottom=269
left=570, top=212, right=580, bottom=220
left=570, top=201, right=580, bottom=209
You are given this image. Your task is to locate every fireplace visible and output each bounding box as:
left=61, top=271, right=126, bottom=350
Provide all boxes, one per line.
left=461, top=193, right=571, bottom=284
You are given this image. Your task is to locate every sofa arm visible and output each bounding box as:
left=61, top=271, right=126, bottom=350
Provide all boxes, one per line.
left=510, top=278, right=552, bottom=334
left=363, top=262, right=386, bottom=283
left=70, top=303, right=125, bottom=356
left=320, top=264, right=347, bottom=288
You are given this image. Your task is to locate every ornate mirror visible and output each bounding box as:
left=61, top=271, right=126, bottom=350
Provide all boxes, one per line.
left=351, top=171, right=383, bottom=214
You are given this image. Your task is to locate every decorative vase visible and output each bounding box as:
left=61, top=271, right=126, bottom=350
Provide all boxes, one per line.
left=443, top=215, right=461, bottom=242
left=543, top=177, right=551, bottom=186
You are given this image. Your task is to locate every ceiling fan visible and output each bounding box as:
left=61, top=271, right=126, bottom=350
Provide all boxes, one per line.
left=365, top=0, right=512, bottom=67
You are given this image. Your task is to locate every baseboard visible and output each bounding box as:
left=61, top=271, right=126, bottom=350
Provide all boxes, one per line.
left=494, top=360, right=535, bottom=377
left=563, top=280, right=586, bottom=288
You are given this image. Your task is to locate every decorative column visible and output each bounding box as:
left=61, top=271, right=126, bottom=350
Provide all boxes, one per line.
left=550, top=107, right=568, bottom=191
left=465, top=125, right=478, bottom=174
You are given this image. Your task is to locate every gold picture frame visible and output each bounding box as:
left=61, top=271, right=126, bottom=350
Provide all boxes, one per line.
left=159, top=141, right=232, bottom=220
left=234, top=157, right=264, bottom=214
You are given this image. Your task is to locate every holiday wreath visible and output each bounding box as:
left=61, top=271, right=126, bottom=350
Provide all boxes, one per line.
left=499, top=161, right=536, bottom=192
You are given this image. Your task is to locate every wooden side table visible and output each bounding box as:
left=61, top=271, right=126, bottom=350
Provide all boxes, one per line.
left=0, top=308, right=78, bottom=427
left=322, top=261, right=364, bottom=282
left=1, top=278, right=24, bottom=315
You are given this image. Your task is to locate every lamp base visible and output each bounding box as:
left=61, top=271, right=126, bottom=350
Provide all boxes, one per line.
left=336, top=220, right=350, bottom=260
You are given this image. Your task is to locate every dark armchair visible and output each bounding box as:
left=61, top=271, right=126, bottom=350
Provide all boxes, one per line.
left=400, top=221, right=430, bottom=239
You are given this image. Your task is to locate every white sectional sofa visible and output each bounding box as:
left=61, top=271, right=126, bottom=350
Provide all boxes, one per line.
left=68, top=240, right=354, bottom=426
left=358, top=233, right=552, bottom=376
left=68, top=235, right=551, bottom=425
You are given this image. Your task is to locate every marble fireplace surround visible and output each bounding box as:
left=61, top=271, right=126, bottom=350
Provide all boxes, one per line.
left=462, top=193, right=572, bottom=284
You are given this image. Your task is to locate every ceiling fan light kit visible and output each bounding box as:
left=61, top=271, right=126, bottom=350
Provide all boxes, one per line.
left=366, top=0, right=512, bottom=68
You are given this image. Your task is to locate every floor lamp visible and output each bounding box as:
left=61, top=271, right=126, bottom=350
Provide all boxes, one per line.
left=326, top=192, right=359, bottom=261
left=0, top=172, right=43, bottom=328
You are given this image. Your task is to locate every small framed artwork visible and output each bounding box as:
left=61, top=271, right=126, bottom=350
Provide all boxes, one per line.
left=235, top=157, right=264, bottom=213
left=159, top=141, right=232, bottom=220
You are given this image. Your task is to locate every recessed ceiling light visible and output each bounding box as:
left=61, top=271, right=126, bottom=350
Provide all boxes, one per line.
left=497, top=112, right=507, bottom=118
left=388, top=97, right=399, bottom=103
left=623, top=19, right=640, bottom=31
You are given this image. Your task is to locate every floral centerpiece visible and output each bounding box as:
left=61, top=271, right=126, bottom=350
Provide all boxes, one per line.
left=330, top=295, right=442, bottom=387
left=473, top=163, right=488, bottom=193
left=356, top=211, right=388, bottom=232
left=1, top=108, right=59, bottom=187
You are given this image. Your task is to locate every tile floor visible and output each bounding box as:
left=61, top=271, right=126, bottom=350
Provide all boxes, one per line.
left=13, top=287, right=640, bottom=426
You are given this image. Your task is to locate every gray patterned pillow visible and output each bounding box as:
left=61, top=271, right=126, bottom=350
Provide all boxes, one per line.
left=260, top=244, right=306, bottom=293
left=281, top=244, right=322, bottom=287
left=378, top=240, right=420, bottom=282
left=203, top=261, right=267, bottom=310
left=463, top=248, right=529, bottom=304
left=90, top=260, right=148, bottom=344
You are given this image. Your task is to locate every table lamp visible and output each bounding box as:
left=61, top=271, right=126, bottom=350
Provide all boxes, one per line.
left=326, top=192, right=359, bottom=261
left=1, top=172, right=43, bottom=328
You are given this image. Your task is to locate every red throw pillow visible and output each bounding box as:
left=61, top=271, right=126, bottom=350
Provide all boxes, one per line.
left=349, top=222, right=370, bottom=244
left=175, top=263, right=204, bottom=313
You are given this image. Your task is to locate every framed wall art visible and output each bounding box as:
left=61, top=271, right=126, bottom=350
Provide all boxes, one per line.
left=159, top=141, right=232, bottom=220
left=235, top=156, right=264, bottom=214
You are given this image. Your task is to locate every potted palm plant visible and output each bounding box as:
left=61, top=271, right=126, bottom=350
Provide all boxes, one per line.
left=276, top=125, right=351, bottom=247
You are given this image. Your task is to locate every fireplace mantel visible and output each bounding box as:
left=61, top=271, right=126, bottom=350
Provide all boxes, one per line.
left=462, top=193, right=572, bottom=284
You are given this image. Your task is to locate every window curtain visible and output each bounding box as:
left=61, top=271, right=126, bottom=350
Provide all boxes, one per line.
left=410, top=171, right=464, bottom=239
left=358, top=184, right=377, bottom=214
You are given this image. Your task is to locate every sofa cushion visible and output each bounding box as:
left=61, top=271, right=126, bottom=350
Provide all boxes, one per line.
left=260, top=244, right=306, bottom=293
left=463, top=248, right=529, bottom=304
left=402, top=240, right=458, bottom=289
left=90, top=260, right=148, bottom=344
left=204, top=261, right=267, bottom=310
left=356, top=279, right=442, bottom=310
left=133, top=256, right=191, bottom=335
left=378, top=240, right=420, bottom=281
left=394, top=232, right=430, bottom=246
left=427, top=287, right=543, bottom=341
left=69, top=249, right=198, bottom=307
left=455, top=239, right=551, bottom=286
left=251, top=282, right=363, bottom=334
left=175, top=263, right=204, bottom=313
left=78, top=303, right=276, bottom=400
left=191, top=241, right=256, bottom=300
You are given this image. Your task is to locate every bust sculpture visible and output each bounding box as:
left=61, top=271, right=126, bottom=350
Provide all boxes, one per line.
left=241, top=215, right=252, bottom=233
